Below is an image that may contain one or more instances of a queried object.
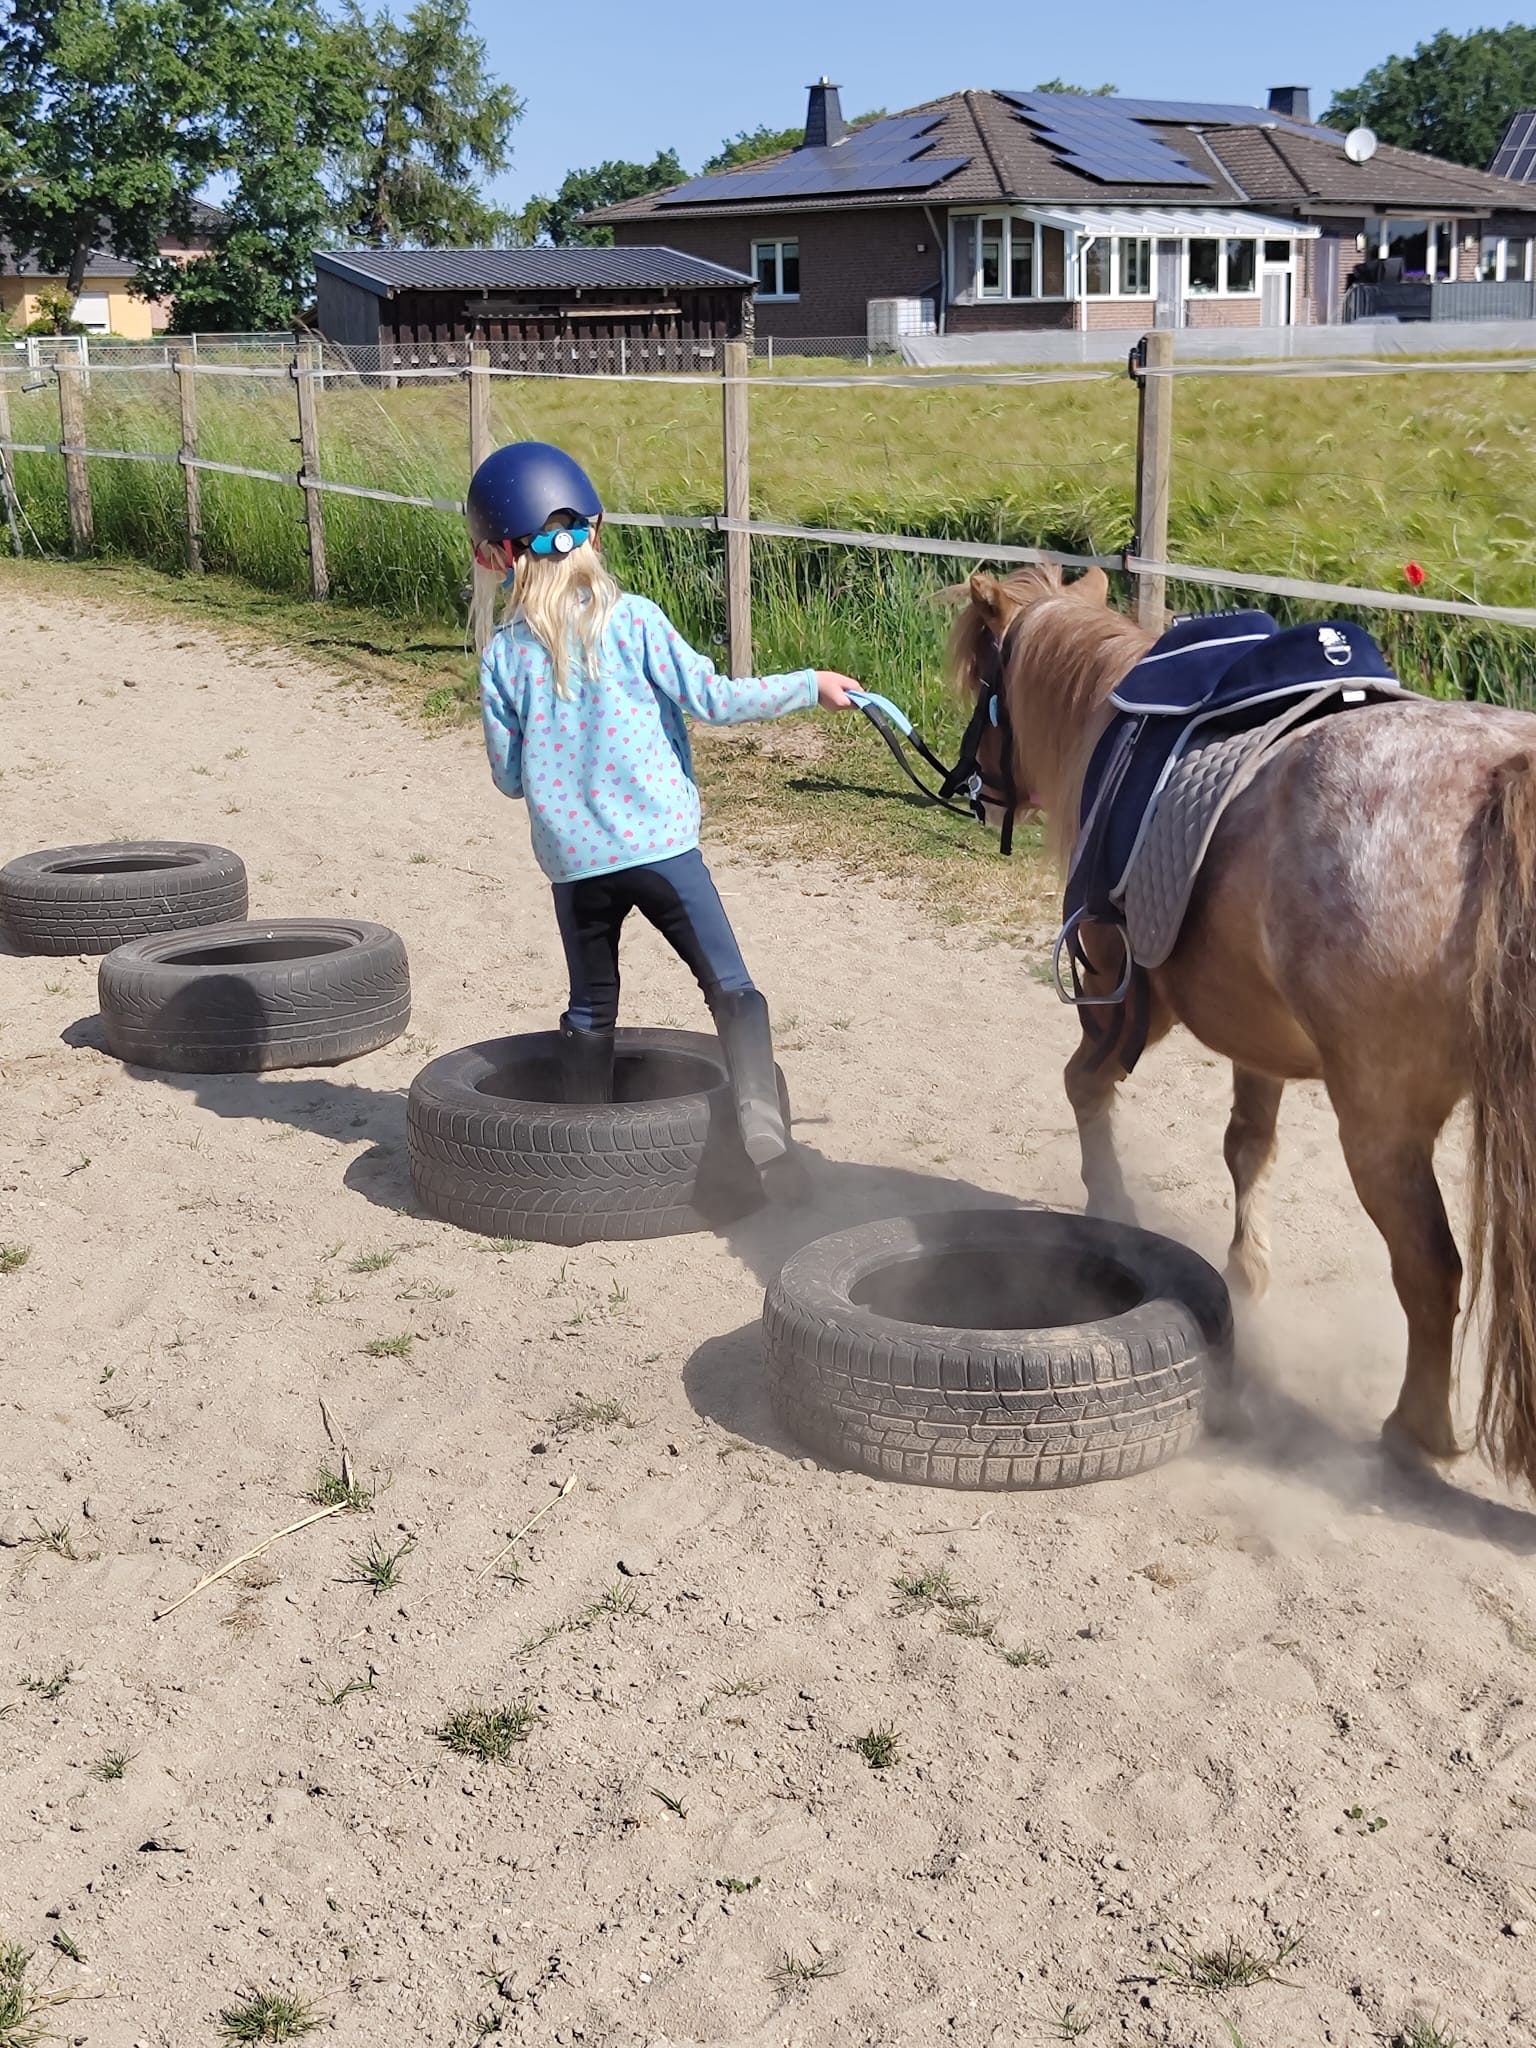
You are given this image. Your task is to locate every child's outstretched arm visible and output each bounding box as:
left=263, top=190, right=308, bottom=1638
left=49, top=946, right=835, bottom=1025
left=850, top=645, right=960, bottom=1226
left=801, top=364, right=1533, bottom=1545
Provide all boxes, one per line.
left=635, top=601, right=858, bottom=723
left=479, top=643, right=525, bottom=799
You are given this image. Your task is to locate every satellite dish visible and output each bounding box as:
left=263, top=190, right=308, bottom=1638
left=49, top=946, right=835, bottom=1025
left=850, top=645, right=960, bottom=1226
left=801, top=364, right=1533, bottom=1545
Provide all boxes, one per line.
left=1345, top=126, right=1378, bottom=164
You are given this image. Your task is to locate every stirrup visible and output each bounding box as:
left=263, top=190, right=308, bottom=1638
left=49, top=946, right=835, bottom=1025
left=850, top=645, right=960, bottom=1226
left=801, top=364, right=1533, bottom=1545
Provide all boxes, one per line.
left=1050, top=909, right=1134, bottom=1008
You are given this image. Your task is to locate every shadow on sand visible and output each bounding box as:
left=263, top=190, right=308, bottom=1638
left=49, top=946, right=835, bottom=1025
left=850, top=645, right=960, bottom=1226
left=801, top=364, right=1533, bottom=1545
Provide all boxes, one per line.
left=67, top=1007, right=1536, bottom=1547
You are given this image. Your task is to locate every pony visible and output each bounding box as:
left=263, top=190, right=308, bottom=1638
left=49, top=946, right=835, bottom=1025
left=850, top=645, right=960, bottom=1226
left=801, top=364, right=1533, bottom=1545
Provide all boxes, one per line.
left=947, top=560, right=1536, bottom=1495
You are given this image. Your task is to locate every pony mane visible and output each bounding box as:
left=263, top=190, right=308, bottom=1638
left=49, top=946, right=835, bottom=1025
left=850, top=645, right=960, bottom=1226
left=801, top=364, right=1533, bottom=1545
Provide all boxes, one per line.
left=947, top=563, right=1151, bottom=867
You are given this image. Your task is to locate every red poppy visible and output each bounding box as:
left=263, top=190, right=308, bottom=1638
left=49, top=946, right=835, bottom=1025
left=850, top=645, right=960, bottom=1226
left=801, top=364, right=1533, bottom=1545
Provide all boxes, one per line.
left=1404, top=561, right=1426, bottom=589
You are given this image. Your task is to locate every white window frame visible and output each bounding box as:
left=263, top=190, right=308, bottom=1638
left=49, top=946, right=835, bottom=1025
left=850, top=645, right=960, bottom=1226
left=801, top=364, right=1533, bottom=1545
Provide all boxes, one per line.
left=948, top=213, right=1073, bottom=303
left=1480, top=233, right=1533, bottom=283
left=1079, top=235, right=1155, bottom=299
left=752, top=239, right=799, bottom=302
left=1184, top=236, right=1259, bottom=297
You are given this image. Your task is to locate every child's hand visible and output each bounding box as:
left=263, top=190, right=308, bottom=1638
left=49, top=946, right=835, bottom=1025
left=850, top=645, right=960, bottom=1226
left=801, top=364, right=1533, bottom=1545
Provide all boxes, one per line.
left=815, top=670, right=862, bottom=710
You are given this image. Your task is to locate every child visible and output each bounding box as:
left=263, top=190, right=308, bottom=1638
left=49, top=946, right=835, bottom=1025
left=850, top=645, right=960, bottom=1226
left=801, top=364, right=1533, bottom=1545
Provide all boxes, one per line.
left=468, top=439, right=861, bottom=1178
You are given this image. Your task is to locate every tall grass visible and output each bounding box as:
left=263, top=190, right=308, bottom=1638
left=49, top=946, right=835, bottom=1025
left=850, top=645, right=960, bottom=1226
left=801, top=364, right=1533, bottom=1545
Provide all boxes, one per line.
left=7, top=358, right=1536, bottom=718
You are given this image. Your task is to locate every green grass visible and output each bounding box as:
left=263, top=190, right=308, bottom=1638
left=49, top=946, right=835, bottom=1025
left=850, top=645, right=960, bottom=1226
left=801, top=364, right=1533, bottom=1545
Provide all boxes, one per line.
left=308, top=1462, right=376, bottom=1512
left=362, top=1331, right=413, bottom=1359
left=1, top=1937, right=84, bottom=2047
left=852, top=1724, right=902, bottom=1771
left=8, top=358, right=1536, bottom=723
left=90, top=1750, right=133, bottom=1781
left=217, top=1990, right=325, bottom=2042
left=348, top=1534, right=414, bottom=1593
left=437, top=1699, right=536, bottom=1762
left=348, top=1248, right=397, bottom=1273
left=0, top=1247, right=30, bottom=1277
left=1155, top=1928, right=1301, bottom=1994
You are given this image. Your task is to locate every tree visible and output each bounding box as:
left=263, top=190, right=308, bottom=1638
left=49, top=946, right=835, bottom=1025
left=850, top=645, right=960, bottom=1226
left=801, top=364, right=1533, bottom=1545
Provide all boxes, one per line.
left=132, top=0, right=364, bottom=329
left=0, top=0, right=232, bottom=297
left=520, top=150, right=685, bottom=247
left=1032, top=78, right=1117, bottom=96
left=1326, top=26, right=1536, bottom=168
left=329, top=0, right=522, bottom=247
left=703, top=124, right=802, bottom=172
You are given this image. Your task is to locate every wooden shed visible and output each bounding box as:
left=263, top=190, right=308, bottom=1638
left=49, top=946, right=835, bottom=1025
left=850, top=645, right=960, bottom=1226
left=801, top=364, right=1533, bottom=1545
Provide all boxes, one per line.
left=313, top=246, right=755, bottom=372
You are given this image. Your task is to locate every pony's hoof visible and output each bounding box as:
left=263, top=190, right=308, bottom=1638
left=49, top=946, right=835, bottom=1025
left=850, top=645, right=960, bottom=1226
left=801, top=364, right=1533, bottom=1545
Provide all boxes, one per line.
left=1381, top=1407, right=1463, bottom=1470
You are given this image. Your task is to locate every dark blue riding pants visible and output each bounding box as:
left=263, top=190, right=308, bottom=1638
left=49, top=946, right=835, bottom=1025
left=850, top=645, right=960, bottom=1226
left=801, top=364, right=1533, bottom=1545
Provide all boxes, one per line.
left=552, top=848, right=753, bottom=1032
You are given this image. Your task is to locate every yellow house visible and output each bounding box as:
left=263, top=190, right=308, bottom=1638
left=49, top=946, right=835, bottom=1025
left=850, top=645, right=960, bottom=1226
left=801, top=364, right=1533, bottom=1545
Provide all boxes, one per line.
left=0, top=256, right=158, bottom=338
left=1, top=207, right=222, bottom=338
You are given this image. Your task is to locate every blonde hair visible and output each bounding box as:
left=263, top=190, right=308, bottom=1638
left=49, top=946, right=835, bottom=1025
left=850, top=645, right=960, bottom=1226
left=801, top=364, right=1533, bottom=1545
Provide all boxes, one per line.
left=505, top=537, right=621, bottom=698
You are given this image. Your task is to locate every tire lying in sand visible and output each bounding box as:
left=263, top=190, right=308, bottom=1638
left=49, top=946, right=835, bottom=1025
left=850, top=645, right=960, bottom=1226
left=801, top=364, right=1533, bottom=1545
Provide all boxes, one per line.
left=407, top=1029, right=788, bottom=1246
left=98, top=919, right=410, bottom=1072
left=0, top=841, right=248, bottom=956
left=764, top=1209, right=1231, bottom=1490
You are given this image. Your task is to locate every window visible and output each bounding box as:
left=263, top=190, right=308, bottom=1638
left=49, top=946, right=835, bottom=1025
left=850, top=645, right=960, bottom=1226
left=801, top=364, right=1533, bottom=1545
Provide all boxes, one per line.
left=979, top=217, right=1005, bottom=297
left=1187, top=239, right=1221, bottom=293
left=753, top=240, right=799, bottom=300
left=949, top=215, right=1069, bottom=300
left=1009, top=229, right=1034, bottom=299
left=1369, top=219, right=1456, bottom=279
left=1263, top=238, right=1291, bottom=264
left=1119, top=238, right=1153, bottom=295
left=1040, top=225, right=1066, bottom=296
left=1083, top=238, right=1112, bottom=295
left=1187, top=238, right=1256, bottom=294
left=1481, top=234, right=1531, bottom=282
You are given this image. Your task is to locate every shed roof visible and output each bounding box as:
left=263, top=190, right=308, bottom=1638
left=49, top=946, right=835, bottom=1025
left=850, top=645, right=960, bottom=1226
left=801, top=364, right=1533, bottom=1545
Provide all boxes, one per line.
left=314, top=247, right=755, bottom=296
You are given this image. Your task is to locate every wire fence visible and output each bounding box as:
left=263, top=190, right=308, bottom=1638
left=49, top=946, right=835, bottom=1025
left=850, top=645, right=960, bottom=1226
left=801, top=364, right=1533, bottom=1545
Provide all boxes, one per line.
left=4, top=333, right=1536, bottom=722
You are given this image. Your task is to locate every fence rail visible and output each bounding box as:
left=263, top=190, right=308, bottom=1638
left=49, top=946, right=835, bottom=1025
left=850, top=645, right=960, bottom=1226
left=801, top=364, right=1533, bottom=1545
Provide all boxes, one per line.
left=4, top=333, right=1536, bottom=663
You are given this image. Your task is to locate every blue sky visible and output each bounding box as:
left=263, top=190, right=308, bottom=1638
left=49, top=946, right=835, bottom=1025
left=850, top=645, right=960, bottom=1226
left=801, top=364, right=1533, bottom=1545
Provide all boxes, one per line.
left=476, top=2, right=1512, bottom=207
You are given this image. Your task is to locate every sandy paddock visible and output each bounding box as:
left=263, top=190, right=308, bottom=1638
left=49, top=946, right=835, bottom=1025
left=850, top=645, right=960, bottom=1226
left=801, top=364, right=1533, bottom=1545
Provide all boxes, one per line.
left=2, top=582, right=1534, bottom=2048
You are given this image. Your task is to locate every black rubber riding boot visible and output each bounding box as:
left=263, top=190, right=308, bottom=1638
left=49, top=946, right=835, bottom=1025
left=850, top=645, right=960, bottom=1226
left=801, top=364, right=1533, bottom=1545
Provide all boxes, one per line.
left=710, top=987, right=788, bottom=1168
left=559, top=1019, right=615, bottom=1104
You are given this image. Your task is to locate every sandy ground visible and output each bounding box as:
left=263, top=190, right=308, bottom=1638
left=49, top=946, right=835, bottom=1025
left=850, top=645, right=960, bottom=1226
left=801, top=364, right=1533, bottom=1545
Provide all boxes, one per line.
left=2, top=582, right=1535, bottom=2048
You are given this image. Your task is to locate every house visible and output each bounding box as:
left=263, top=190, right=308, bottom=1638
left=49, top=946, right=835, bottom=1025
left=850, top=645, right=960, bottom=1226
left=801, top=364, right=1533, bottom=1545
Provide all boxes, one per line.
left=0, top=201, right=223, bottom=338
left=314, top=246, right=756, bottom=371
left=592, top=81, right=1536, bottom=340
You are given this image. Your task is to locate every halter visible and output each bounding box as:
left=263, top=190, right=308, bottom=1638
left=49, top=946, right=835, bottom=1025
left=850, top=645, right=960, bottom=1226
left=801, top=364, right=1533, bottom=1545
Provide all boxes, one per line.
left=848, top=620, right=1021, bottom=856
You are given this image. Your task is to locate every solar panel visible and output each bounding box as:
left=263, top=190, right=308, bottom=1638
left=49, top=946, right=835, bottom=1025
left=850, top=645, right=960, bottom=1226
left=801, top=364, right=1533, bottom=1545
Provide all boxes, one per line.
left=658, top=114, right=968, bottom=206
left=1491, top=109, right=1536, bottom=180
left=1000, top=93, right=1212, bottom=186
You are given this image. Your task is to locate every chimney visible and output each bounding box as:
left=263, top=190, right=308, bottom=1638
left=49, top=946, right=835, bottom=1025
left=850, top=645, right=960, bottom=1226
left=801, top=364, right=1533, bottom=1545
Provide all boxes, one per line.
left=802, top=77, right=847, bottom=150
left=1267, top=85, right=1311, bottom=123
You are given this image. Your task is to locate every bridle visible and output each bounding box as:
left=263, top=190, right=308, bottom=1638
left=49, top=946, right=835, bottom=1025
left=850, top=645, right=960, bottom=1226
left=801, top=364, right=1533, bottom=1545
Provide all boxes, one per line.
left=850, top=619, right=1021, bottom=856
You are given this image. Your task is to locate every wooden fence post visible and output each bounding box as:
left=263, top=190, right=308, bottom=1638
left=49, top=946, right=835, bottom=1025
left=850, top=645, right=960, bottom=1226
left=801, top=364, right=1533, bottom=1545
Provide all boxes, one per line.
left=293, top=339, right=328, bottom=599
left=1132, top=327, right=1174, bottom=634
left=172, top=344, right=202, bottom=575
left=57, top=346, right=93, bottom=557
left=722, top=337, right=752, bottom=676
left=0, top=379, right=24, bottom=557
left=468, top=344, right=496, bottom=659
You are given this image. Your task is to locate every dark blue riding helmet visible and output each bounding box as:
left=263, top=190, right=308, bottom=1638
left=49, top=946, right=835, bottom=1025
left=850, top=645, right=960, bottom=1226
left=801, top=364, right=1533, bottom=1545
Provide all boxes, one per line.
left=466, top=441, right=603, bottom=549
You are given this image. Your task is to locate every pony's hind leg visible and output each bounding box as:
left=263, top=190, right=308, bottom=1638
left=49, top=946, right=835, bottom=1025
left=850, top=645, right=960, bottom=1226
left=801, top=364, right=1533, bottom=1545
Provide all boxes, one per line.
left=1330, top=1092, right=1463, bottom=1463
left=1223, top=1067, right=1284, bottom=1298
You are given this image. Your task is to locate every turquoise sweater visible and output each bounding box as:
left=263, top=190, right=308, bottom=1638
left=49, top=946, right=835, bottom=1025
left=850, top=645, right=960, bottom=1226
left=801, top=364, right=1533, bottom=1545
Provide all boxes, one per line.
left=479, top=593, right=816, bottom=884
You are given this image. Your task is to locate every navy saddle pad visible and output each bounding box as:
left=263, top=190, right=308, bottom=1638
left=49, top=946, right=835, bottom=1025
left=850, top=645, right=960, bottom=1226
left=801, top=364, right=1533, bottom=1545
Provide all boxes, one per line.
left=1066, top=611, right=1402, bottom=932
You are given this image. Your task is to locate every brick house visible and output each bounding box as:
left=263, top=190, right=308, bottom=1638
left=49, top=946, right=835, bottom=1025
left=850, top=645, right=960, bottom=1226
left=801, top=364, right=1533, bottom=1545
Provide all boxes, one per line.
left=593, top=83, right=1536, bottom=340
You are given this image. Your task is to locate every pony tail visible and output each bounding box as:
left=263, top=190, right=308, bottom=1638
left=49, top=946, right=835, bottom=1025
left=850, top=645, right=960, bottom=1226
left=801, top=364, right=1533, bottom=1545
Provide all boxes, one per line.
left=1467, top=751, right=1536, bottom=1493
